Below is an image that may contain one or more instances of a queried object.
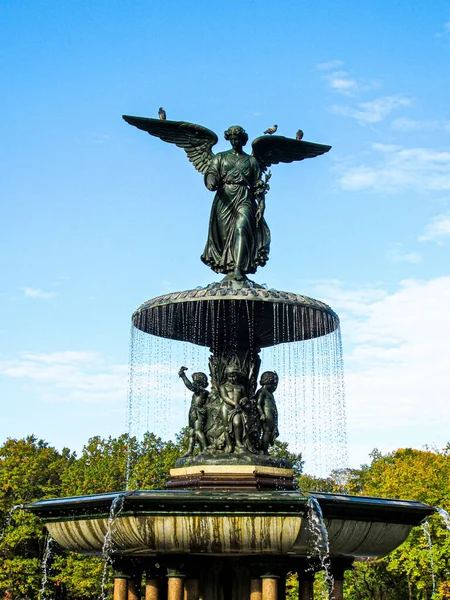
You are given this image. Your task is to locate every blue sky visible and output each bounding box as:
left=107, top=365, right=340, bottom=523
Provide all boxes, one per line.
left=1, top=0, right=450, bottom=472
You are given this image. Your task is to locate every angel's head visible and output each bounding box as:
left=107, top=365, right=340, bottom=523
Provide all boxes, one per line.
left=224, top=126, right=248, bottom=151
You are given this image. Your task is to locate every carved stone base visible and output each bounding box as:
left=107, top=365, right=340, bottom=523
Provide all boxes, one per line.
left=165, top=465, right=296, bottom=491
left=174, top=449, right=291, bottom=470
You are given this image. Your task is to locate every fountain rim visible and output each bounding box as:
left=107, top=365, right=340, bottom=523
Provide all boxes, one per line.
left=25, top=490, right=434, bottom=527
left=132, top=283, right=339, bottom=323
left=131, top=280, right=340, bottom=346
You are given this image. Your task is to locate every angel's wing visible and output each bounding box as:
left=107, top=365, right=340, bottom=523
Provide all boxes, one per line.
left=123, top=116, right=219, bottom=175
left=252, top=135, right=331, bottom=172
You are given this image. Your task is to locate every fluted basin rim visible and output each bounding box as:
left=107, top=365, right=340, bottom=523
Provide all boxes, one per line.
left=26, top=490, right=433, bottom=525
left=131, top=280, right=340, bottom=347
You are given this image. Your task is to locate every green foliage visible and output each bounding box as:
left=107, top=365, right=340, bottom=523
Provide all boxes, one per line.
left=270, top=439, right=304, bottom=476
left=297, top=474, right=336, bottom=492
left=51, top=554, right=111, bottom=600
left=0, top=436, right=73, bottom=598
left=345, top=559, right=409, bottom=600
left=61, top=434, right=136, bottom=496
left=128, top=432, right=183, bottom=490
left=343, top=446, right=450, bottom=600
left=0, top=430, right=189, bottom=598
left=2, top=436, right=450, bottom=600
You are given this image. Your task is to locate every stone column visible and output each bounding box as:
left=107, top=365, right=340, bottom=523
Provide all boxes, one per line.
left=145, top=578, right=160, bottom=600
left=250, top=578, right=262, bottom=600
left=261, top=574, right=279, bottom=600
left=113, top=575, right=129, bottom=600
left=167, top=568, right=185, bottom=600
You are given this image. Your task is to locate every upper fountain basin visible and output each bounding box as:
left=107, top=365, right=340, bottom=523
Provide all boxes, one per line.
left=132, top=280, right=339, bottom=348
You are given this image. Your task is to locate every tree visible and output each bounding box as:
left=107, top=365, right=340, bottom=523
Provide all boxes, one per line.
left=344, top=447, right=450, bottom=600
left=0, top=436, right=73, bottom=598
left=270, top=440, right=304, bottom=477
left=60, top=434, right=138, bottom=496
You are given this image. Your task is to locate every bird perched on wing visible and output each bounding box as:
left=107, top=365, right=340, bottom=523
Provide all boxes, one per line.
left=296, top=129, right=304, bottom=141
left=264, top=125, right=278, bottom=135
left=158, top=107, right=167, bottom=120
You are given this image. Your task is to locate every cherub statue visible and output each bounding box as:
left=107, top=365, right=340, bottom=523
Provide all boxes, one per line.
left=218, top=368, right=249, bottom=453
left=178, top=366, right=209, bottom=456
left=255, top=371, right=279, bottom=455
left=123, top=115, right=331, bottom=281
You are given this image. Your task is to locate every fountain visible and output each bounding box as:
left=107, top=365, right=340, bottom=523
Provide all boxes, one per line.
left=25, top=115, right=434, bottom=600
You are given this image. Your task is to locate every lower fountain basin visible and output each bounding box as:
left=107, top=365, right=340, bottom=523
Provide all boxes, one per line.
left=26, top=490, right=434, bottom=560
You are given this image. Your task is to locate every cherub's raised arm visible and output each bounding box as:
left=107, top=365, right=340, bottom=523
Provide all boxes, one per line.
left=123, top=116, right=219, bottom=175
left=178, top=366, right=195, bottom=392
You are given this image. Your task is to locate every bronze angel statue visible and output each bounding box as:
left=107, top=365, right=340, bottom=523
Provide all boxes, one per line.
left=123, top=115, right=331, bottom=281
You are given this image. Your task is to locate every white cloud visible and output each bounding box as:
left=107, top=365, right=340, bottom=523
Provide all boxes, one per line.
left=390, top=251, right=423, bottom=264
left=337, top=143, right=450, bottom=193
left=419, top=212, right=450, bottom=242
left=316, top=60, right=344, bottom=71
left=319, top=62, right=378, bottom=96
left=436, top=22, right=450, bottom=38
left=391, top=117, right=438, bottom=132
left=323, top=71, right=359, bottom=95
left=0, top=350, right=127, bottom=404
left=386, top=244, right=423, bottom=264
left=22, top=287, right=57, bottom=299
left=332, top=95, right=412, bottom=124
left=313, top=277, right=450, bottom=460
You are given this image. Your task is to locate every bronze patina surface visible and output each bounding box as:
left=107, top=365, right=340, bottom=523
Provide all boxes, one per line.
left=123, top=116, right=330, bottom=282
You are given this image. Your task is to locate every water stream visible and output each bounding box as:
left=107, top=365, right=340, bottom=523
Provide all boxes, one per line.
left=100, top=494, right=126, bottom=600
left=305, top=497, right=334, bottom=598
left=126, top=321, right=348, bottom=479
left=40, top=534, right=55, bottom=600
left=422, top=521, right=436, bottom=598
left=435, top=506, right=450, bottom=531
left=0, top=504, right=23, bottom=542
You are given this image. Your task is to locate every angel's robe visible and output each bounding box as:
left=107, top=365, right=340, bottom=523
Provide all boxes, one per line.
left=201, top=150, right=271, bottom=275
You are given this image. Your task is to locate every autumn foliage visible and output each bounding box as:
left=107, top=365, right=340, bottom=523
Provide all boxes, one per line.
left=1, top=437, right=449, bottom=600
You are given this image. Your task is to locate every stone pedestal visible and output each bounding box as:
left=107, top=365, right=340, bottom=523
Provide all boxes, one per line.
left=166, top=465, right=295, bottom=490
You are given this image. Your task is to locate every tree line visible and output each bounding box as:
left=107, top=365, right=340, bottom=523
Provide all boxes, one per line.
left=1, top=433, right=449, bottom=600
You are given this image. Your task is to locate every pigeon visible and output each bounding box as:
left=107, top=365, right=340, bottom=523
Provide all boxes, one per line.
left=158, top=107, right=167, bottom=120
left=296, top=129, right=304, bottom=141
left=264, top=125, right=278, bottom=135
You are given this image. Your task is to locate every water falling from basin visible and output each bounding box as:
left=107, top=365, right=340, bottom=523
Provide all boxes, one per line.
left=0, top=504, right=23, bottom=543
left=40, top=534, right=55, bottom=600
left=435, top=506, right=450, bottom=532
left=422, top=520, right=436, bottom=598
left=126, top=318, right=347, bottom=477
left=305, top=497, right=334, bottom=598
left=100, top=494, right=126, bottom=600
